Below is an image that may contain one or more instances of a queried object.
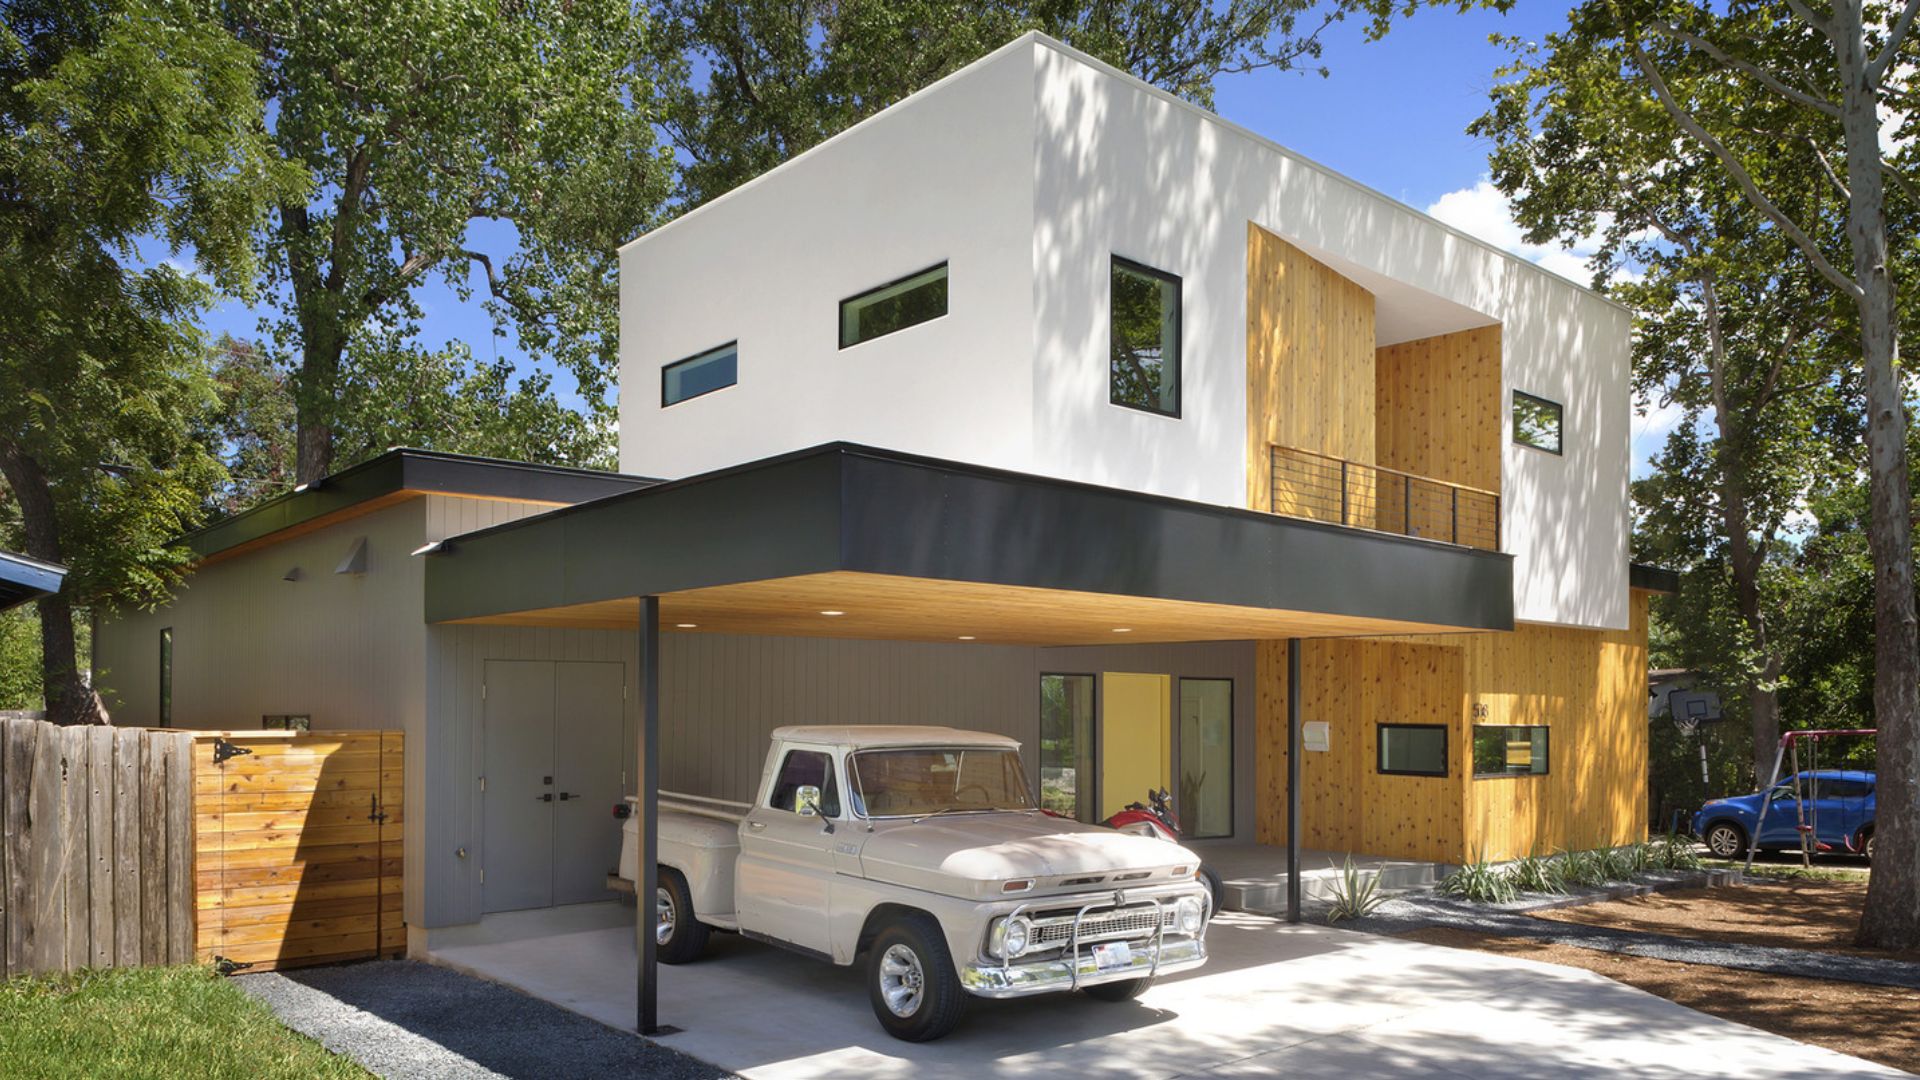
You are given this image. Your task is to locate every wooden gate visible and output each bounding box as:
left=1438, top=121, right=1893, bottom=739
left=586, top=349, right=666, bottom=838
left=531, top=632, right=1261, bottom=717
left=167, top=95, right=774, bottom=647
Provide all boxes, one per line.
left=193, top=730, right=403, bottom=973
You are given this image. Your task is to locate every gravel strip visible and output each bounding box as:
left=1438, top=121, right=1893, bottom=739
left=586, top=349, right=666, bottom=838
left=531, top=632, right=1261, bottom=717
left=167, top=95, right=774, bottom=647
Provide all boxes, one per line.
left=238, top=960, right=733, bottom=1080
left=1344, top=893, right=1920, bottom=991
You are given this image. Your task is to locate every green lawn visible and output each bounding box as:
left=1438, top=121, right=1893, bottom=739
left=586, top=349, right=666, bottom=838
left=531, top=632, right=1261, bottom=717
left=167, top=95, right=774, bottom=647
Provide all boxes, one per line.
left=1702, top=857, right=1872, bottom=882
left=0, top=965, right=368, bottom=1080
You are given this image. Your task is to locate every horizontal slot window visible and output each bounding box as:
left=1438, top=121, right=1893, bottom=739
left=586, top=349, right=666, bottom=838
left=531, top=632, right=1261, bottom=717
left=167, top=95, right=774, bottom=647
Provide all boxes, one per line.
left=661, top=342, right=738, bottom=406
left=1378, top=723, right=1448, bottom=777
left=1512, top=391, right=1562, bottom=454
left=839, top=263, right=948, bottom=348
left=1473, top=725, right=1549, bottom=778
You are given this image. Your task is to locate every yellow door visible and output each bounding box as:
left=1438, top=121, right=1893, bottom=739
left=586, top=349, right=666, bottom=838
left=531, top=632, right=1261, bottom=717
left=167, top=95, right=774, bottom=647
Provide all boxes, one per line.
left=1100, top=673, right=1172, bottom=819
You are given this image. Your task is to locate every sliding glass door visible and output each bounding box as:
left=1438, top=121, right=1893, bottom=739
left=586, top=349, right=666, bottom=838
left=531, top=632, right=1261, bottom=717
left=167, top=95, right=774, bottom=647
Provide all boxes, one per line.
left=1039, top=674, right=1096, bottom=821
left=1178, top=678, right=1233, bottom=839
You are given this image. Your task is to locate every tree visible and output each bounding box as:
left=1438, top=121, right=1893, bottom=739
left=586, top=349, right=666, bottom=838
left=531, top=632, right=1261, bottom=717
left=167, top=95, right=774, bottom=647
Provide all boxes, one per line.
left=0, top=0, right=300, bottom=723
left=225, top=0, right=673, bottom=482
left=1422, top=0, right=1920, bottom=947
left=649, top=0, right=1354, bottom=208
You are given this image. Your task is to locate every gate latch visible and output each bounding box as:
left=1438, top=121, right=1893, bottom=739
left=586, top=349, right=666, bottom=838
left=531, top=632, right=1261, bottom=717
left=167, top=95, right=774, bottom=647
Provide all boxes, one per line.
left=212, top=738, right=253, bottom=766
left=369, top=794, right=388, bottom=825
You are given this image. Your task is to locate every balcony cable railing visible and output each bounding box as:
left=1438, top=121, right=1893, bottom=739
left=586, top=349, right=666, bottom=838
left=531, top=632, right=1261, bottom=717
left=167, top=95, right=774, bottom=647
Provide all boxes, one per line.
left=1268, top=445, right=1500, bottom=552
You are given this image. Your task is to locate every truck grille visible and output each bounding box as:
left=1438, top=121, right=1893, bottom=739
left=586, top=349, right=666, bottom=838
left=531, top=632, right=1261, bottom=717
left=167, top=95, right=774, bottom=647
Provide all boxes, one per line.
left=1030, top=904, right=1175, bottom=947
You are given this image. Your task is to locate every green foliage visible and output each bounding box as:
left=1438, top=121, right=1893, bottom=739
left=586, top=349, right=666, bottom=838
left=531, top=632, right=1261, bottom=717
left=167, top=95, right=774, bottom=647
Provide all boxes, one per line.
left=0, top=965, right=367, bottom=1079
left=1438, top=857, right=1517, bottom=904
left=649, top=0, right=1357, bottom=209
left=0, top=607, right=43, bottom=711
left=1324, top=854, right=1387, bottom=922
left=1648, top=834, right=1704, bottom=872
left=230, top=0, right=674, bottom=478
left=1504, top=850, right=1567, bottom=895
left=1558, top=848, right=1614, bottom=889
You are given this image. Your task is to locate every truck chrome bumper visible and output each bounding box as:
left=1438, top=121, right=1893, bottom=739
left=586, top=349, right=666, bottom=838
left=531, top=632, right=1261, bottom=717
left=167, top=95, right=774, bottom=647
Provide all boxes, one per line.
left=959, top=935, right=1206, bottom=998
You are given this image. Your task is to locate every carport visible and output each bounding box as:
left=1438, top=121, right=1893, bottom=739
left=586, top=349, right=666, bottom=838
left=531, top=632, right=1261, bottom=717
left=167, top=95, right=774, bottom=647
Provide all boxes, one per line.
left=420, top=443, right=1514, bottom=1034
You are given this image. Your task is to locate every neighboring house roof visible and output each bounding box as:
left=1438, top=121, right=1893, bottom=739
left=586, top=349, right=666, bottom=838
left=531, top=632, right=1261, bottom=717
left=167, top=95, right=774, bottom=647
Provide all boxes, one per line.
left=0, top=549, right=66, bottom=612
left=1629, top=563, right=1681, bottom=594
left=187, top=448, right=658, bottom=565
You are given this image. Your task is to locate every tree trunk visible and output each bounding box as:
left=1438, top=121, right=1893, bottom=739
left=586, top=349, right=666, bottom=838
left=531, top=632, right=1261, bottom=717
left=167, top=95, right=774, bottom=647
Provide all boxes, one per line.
left=1831, top=3, right=1920, bottom=950
left=0, top=442, right=107, bottom=725
left=293, top=330, right=341, bottom=485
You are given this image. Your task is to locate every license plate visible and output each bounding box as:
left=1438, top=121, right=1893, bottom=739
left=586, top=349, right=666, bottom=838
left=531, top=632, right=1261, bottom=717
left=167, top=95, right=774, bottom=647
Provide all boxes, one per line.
left=1091, top=942, right=1133, bottom=971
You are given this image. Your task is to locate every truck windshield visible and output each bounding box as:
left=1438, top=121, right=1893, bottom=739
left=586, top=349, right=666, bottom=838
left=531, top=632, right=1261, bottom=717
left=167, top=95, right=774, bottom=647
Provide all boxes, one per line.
left=847, top=747, right=1036, bottom=818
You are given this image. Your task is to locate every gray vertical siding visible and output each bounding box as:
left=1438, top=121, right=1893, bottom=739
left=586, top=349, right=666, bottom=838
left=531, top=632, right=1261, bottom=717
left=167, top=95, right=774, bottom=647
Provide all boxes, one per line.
left=422, top=625, right=1256, bottom=929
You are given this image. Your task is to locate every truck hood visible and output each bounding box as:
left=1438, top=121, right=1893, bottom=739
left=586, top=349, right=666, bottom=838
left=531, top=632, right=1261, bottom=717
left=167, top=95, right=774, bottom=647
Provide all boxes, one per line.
left=859, top=813, right=1201, bottom=901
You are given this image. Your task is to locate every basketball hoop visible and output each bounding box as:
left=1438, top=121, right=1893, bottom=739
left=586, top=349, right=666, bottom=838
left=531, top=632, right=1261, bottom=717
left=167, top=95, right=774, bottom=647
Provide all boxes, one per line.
left=1668, top=690, right=1723, bottom=734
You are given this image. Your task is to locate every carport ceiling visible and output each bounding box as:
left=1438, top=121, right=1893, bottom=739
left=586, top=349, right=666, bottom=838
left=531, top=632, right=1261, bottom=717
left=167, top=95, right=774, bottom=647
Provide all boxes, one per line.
left=443, top=570, right=1488, bottom=646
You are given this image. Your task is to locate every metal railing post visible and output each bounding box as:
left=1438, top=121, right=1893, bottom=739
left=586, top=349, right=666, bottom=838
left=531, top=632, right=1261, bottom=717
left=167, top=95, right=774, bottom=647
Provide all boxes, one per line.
left=1451, top=487, right=1460, bottom=546
left=1402, top=477, right=1412, bottom=537
left=1339, top=460, right=1349, bottom=526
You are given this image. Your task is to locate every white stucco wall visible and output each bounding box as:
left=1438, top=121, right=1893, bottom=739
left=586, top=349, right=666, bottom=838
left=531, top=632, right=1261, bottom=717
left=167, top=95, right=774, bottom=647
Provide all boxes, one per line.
left=616, top=34, right=1632, bottom=631
left=618, top=44, right=1041, bottom=480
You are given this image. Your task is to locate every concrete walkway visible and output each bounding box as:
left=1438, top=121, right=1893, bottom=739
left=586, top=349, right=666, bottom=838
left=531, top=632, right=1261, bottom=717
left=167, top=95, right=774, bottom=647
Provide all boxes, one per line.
left=425, top=904, right=1901, bottom=1079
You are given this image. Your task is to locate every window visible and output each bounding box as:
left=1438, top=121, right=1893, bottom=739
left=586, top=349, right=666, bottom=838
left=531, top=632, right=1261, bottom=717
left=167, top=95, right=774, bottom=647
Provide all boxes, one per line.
left=1178, top=679, right=1233, bottom=839
left=1814, top=777, right=1874, bottom=799
left=158, top=627, right=172, bottom=728
left=1473, top=725, right=1550, bottom=778
left=1512, top=391, right=1563, bottom=454
left=1040, top=674, right=1096, bottom=821
left=839, top=263, right=948, bottom=348
left=768, top=749, right=841, bottom=816
left=661, top=342, right=737, bottom=406
left=847, top=747, right=1035, bottom=818
left=1110, top=256, right=1181, bottom=416
left=1378, top=724, right=1448, bottom=777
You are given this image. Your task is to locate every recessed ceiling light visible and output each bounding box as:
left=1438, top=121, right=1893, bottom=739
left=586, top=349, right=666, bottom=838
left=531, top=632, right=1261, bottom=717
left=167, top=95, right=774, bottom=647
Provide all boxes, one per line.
left=1112, top=627, right=1133, bottom=633
left=675, top=623, right=698, bottom=629
left=819, top=610, right=846, bottom=617
left=957, top=635, right=976, bottom=641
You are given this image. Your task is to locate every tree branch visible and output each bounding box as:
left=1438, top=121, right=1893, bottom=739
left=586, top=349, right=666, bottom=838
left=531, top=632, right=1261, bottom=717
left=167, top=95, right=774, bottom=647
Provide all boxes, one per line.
left=1630, top=39, right=1864, bottom=300
left=1782, top=0, right=1836, bottom=42
left=1647, top=19, right=1841, bottom=116
left=1872, top=0, right=1920, bottom=80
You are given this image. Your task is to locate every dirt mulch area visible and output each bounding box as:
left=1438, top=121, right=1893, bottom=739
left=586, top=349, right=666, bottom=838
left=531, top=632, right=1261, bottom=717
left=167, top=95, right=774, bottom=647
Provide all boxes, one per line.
left=1398, top=927, right=1920, bottom=1075
left=1531, top=879, right=1920, bottom=963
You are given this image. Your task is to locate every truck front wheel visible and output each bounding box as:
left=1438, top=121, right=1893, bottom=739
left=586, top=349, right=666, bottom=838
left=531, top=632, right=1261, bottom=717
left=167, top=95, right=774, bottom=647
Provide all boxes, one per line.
left=655, top=867, right=710, bottom=964
left=867, top=914, right=966, bottom=1041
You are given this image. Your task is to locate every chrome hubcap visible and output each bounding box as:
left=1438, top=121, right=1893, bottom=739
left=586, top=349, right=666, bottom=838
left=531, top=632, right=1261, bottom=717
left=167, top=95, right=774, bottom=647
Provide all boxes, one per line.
left=655, top=887, right=675, bottom=946
left=878, top=944, right=925, bottom=1018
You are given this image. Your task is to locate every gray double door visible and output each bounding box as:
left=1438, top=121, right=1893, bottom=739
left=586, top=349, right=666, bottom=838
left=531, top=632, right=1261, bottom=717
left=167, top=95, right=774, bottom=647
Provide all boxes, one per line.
left=482, top=659, right=626, bottom=914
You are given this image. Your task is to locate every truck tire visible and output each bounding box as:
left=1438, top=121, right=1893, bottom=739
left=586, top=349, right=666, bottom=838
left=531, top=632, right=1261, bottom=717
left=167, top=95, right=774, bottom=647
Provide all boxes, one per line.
left=655, top=867, right=710, bottom=965
left=867, top=913, right=967, bottom=1042
left=1083, top=976, right=1153, bottom=1002
left=1199, top=865, right=1225, bottom=918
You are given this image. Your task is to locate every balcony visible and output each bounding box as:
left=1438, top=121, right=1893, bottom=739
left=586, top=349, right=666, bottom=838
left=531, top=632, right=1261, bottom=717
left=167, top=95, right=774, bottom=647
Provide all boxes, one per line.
left=1268, top=446, right=1500, bottom=552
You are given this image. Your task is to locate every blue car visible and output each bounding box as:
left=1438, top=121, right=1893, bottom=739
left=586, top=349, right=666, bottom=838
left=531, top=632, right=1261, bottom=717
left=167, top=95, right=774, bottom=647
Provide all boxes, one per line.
left=1693, top=770, right=1876, bottom=860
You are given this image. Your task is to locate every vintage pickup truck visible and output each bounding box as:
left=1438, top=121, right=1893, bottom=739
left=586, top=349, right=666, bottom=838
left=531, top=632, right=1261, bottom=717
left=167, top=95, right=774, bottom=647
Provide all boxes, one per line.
left=619, top=725, right=1212, bottom=1041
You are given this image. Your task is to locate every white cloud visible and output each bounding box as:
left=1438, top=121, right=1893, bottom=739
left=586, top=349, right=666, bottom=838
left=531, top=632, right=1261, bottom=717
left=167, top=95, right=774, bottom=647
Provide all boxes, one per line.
left=1425, top=179, right=1607, bottom=285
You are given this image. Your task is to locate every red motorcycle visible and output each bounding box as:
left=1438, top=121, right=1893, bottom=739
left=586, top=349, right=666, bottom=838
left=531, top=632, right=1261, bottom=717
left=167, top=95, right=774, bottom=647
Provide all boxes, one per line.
left=1101, top=788, right=1225, bottom=917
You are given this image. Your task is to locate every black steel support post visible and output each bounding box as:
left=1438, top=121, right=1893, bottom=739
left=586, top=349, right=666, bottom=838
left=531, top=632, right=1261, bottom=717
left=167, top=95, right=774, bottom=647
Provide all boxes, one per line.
left=1287, top=637, right=1303, bottom=923
left=637, top=595, right=661, bottom=1035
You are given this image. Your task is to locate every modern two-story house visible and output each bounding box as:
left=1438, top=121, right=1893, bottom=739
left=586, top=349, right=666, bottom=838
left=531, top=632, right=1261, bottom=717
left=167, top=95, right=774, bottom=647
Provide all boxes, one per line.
left=95, top=33, right=1662, bottom=974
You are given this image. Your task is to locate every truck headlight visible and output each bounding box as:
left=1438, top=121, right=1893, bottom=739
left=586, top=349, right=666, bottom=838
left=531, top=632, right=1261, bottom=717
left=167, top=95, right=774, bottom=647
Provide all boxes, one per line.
left=1175, top=896, right=1205, bottom=934
left=988, top=915, right=1033, bottom=959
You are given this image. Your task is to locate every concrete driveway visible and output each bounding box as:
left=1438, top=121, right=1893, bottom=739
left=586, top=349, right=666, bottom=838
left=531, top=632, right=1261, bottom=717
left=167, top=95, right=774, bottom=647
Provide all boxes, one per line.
left=426, top=904, right=1899, bottom=1079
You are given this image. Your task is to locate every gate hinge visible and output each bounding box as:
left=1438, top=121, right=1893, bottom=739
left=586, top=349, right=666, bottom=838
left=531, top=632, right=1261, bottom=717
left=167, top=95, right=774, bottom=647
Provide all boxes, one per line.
left=369, top=794, right=389, bottom=825
left=213, top=955, right=255, bottom=975
left=212, top=738, right=253, bottom=766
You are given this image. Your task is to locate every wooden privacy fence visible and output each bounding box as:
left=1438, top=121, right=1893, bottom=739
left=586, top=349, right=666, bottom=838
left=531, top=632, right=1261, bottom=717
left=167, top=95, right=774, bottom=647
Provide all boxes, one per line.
left=193, top=730, right=404, bottom=973
left=0, top=718, right=196, bottom=979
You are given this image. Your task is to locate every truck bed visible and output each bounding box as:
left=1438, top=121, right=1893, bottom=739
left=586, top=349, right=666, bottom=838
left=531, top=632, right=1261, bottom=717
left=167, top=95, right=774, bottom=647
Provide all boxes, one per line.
left=619, top=792, right=746, bottom=930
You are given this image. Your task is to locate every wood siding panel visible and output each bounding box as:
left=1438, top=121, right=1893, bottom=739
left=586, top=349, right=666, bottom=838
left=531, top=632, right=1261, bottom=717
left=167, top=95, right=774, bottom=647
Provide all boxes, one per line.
left=1375, top=325, right=1504, bottom=494
left=1246, top=223, right=1377, bottom=510
left=1256, top=593, right=1651, bottom=863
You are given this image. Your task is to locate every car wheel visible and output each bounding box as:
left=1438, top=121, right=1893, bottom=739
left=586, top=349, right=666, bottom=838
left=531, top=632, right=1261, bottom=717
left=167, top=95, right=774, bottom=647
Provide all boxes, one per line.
left=655, top=867, right=710, bottom=965
left=1704, top=822, right=1747, bottom=859
left=867, top=913, right=967, bottom=1042
left=1861, top=830, right=1874, bottom=862
left=1199, top=865, right=1225, bottom=919
left=1084, top=976, right=1154, bottom=1002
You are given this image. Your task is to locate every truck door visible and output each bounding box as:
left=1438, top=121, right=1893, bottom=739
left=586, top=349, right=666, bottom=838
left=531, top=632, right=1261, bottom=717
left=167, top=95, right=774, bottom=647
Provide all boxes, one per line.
left=737, top=746, right=839, bottom=955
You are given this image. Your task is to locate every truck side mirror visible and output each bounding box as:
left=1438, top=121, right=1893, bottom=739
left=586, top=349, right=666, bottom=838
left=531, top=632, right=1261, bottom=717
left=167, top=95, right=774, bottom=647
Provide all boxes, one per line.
left=795, top=785, right=822, bottom=817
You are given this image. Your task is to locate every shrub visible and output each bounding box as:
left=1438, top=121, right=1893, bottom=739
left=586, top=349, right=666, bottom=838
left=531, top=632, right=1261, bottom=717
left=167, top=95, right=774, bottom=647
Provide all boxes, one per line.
left=1325, top=855, right=1387, bottom=923
left=1648, top=833, right=1704, bottom=871
left=1504, top=849, right=1567, bottom=895
left=1559, top=848, right=1611, bottom=887
left=1439, top=857, right=1518, bottom=904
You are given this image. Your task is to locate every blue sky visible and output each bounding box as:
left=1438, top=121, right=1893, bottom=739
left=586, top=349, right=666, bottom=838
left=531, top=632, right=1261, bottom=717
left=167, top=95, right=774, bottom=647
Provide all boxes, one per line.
left=198, top=1, right=1677, bottom=477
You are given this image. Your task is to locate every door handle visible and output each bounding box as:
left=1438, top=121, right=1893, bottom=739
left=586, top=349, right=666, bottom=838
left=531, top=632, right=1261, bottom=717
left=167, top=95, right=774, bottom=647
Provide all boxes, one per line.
left=558, top=793, right=576, bottom=801
left=536, top=794, right=554, bottom=802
